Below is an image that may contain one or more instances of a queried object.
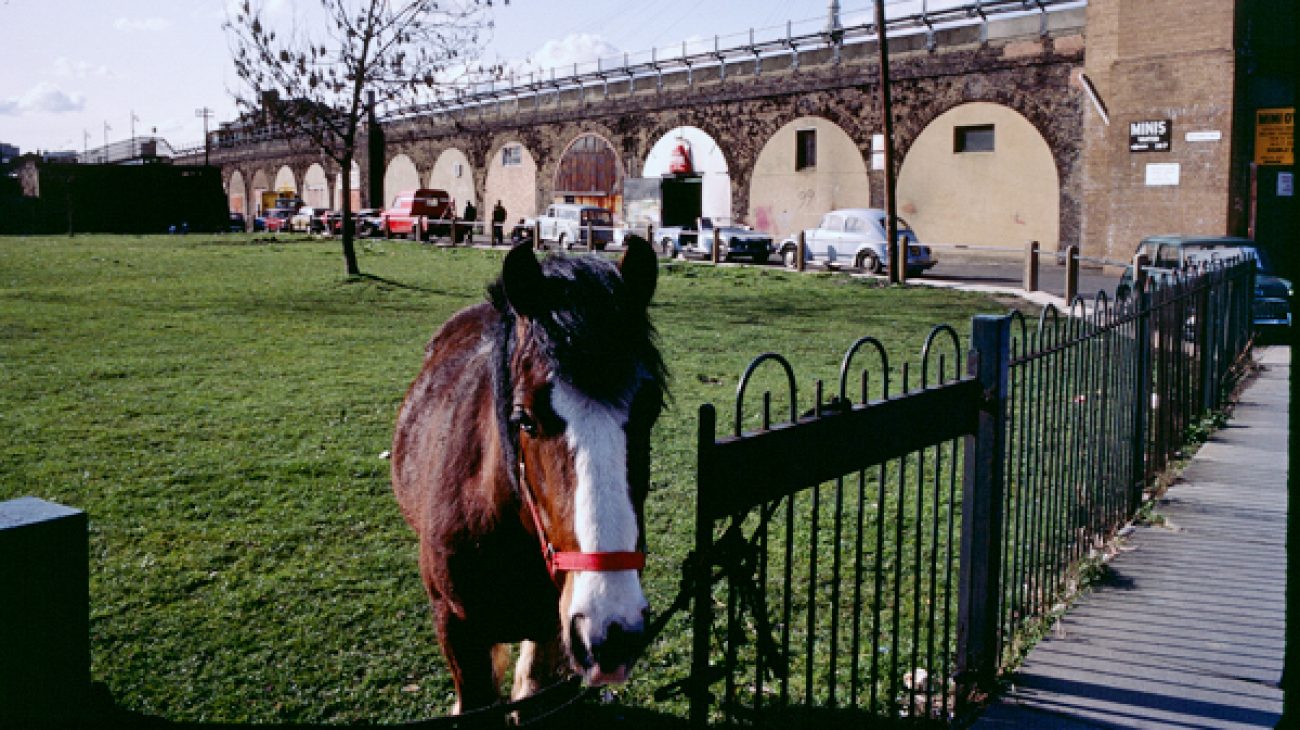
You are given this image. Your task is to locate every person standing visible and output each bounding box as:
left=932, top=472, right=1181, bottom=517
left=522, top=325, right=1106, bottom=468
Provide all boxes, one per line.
left=491, top=200, right=506, bottom=246
left=462, top=200, right=477, bottom=244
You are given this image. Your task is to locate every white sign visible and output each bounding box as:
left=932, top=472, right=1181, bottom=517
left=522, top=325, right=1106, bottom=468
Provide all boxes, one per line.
left=1280, top=172, right=1295, bottom=197
left=1185, top=130, right=1222, bottom=142
left=1145, top=163, right=1181, bottom=186
left=871, top=133, right=885, bottom=171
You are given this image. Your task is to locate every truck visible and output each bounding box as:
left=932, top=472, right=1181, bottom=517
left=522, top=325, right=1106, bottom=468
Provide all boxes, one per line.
left=656, top=217, right=774, bottom=263
left=380, top=188, right=454, bottom=240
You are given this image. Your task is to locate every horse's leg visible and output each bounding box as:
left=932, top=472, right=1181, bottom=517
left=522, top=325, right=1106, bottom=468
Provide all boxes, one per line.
left=510, top=635, right=567, bottom=701
left=437, top=614, right=502, bottom=714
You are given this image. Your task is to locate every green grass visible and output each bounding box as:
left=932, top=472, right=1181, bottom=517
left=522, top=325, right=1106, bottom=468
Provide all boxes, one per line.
left=0, top=234, right=1008, bottom=724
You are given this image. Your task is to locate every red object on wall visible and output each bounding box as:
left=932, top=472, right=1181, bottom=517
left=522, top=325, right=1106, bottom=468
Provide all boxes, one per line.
left=668, top=141, right=693, bottom=175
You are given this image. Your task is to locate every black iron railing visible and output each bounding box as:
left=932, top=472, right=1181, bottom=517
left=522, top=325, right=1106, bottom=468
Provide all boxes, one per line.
left=687, top=257, right=1256, bottom=725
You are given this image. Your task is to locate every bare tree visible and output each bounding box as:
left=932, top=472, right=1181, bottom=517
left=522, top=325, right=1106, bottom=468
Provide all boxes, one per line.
left=225, top=0, right=496, bottom=277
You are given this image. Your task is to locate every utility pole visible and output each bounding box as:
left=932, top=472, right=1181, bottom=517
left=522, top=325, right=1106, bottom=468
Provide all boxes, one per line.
left=195, top=107, right=213, bottom=166
left=102, top=121, right=110, bottom=162
left=874, top=0, right=902, bottom=284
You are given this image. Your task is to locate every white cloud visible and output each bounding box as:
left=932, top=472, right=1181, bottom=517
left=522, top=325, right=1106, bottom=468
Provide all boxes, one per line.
left=0, top=82, right=87, bottom=116
left=113, top=17, right=173, bottom=32
left=52, top=57, right=113, bottom=79
left=519, top=33, right=622, bottom=74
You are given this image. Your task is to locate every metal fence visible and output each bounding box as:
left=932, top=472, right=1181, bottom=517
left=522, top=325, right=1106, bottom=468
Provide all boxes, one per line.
left=686, top=257, right=1256, bottom=725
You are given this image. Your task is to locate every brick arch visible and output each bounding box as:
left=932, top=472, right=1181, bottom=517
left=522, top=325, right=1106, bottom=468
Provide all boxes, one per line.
left=891, top=68, right=1082, bottom=248
left=636, top=114, right=748, bottom=219
left=533, top=121, right=622, bottom=206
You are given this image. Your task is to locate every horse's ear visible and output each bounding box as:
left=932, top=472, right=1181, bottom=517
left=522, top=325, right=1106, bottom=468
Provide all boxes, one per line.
left=618, top=235, right=657, bottom=309
left=502, top=242, right=549, bottom=317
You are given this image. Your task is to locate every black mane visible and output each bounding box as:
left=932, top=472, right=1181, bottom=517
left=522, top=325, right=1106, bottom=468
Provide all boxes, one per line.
left=488, top=252, right=667, bottom=408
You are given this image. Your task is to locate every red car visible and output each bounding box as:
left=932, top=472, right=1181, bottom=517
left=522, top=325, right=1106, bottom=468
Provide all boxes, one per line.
left=263, top=208, right=295, bottom=233
left=381, top=189, right=453, bottom=240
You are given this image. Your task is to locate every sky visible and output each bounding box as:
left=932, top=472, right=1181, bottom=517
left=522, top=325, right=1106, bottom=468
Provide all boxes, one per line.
left=0, top=0, right=967, bottom=156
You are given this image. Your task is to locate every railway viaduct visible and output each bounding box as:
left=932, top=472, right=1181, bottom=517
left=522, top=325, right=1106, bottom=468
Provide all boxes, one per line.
left=192, top=4, right=1090, bottom=254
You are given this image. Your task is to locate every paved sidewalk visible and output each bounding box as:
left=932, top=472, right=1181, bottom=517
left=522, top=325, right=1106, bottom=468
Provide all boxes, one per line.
left=973, top=346, right=1289, bottom=729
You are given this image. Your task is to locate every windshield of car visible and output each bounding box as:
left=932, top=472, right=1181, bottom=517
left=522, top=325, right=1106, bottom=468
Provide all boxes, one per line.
left=1182, top=245, right=1259, bottom=269
left=581, top=210, right=612, bottom=225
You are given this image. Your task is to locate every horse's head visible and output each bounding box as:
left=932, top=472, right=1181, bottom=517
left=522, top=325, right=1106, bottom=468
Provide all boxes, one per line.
left=495, top=237, right=665, bottom=686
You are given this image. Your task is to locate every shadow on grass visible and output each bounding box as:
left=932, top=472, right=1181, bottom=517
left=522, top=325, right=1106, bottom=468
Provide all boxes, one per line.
left=348, top=273, right=439, bottom=294
left=29, top=682, right=946, bottom=729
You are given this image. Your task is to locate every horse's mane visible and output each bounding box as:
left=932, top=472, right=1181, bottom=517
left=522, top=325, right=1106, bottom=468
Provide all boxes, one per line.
left=487, top=252, right=667, bottom=408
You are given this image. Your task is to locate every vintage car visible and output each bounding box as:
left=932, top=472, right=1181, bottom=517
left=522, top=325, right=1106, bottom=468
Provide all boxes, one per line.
left=779, top=208, right=938, bottom=277
left=534, top=203, right=615, bottom=250
left=658, top=217, right=774, bottom=263
left=1118, top=235, right=1292, bottom=332
left=262, top=208, right=295, bottom=233
left=380, top=189, right=454, bottom=240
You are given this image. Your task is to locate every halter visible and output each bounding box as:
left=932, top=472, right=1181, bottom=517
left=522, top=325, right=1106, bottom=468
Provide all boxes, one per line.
left=515, top=442, right=646, bottom=584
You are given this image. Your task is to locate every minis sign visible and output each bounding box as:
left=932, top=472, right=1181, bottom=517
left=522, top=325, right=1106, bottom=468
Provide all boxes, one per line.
left=1129, top=119, right=1172, bottom=152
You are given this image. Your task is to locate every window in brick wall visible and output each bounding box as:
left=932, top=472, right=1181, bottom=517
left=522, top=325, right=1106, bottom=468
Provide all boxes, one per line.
left=954, top=124, right=995, bottom=153
left=796, top=129, right=817, bottom=170
left=502, top=145, right=522, bottom=166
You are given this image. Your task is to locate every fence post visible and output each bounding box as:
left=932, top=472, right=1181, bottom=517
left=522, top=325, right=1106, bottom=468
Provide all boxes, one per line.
left=1064, top=244, right=1080, bottom=303
left=1130, top=253, right=1151, bottom=511
left=1023, top=240, right=1039, bottom=292
left=956, top=314, right=1010, bottom=713
left=690, top=404, right=718, bottom=726
left=0, top=498, right=91, bottom=725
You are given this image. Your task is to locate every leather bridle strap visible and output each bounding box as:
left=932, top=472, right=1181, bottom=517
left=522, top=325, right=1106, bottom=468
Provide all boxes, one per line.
left=516, top=453, right=646, bottom=583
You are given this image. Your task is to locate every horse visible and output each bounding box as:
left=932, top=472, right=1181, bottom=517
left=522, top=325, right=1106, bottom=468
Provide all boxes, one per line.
left=391, top=237, right=667, bottom=713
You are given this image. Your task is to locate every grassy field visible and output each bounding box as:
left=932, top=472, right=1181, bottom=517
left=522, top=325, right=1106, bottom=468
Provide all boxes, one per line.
left=0, top=234, right=1012, bottom=724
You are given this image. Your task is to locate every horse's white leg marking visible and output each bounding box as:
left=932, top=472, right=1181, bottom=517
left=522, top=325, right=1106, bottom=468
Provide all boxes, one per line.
left=550, top=380, right=648, bottom=683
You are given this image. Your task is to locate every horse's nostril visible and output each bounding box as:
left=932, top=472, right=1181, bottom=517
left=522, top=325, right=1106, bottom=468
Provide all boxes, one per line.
left=590, top=620, right=646, bottom=672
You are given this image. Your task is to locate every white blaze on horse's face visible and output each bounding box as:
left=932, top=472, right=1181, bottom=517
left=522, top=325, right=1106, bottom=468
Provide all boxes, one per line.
left=550, top=378, right=649, bottom=685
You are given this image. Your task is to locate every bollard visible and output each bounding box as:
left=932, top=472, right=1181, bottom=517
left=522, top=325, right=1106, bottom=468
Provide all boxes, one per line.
left=534, top=220, right=543, bottom=251
left=0, top=497, right=91, bottom=724
left=1024, top=240, right=1040, bottom=292
left=586, top=221, right=594, bottom=251
left=1064, top=244, right=1080, bottom=303
left=896, top=233, right=908, bottom=285
left=711, top=225, right=721, bottom=265
left=797, top=230, right=807, bottom=272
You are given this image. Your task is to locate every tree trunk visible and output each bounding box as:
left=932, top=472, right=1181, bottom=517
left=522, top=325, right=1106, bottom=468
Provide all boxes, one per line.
left=340, top=150, right=361, bottom=277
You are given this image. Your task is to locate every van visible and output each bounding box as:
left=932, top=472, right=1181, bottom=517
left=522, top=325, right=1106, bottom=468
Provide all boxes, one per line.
left=535, top=203, right=614, bottom=250
left=381, top=189, right=454, bottom=240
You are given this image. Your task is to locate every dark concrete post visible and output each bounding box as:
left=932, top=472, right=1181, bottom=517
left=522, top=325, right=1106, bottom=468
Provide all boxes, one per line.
left=711, top=224, right=721, bottom=265
left=956, top=315, right=1010, bottom=713
left=1024, top=240, right=1040, bottom=292
left=797, top=230, right=807, bottom=272
left=1065, top=244, right=1080, bottom=303
left=0, top=497, right=90, bottom=725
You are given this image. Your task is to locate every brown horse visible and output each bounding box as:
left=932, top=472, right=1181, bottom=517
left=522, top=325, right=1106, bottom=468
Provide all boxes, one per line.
left=391, top=238, right=666, bottom=713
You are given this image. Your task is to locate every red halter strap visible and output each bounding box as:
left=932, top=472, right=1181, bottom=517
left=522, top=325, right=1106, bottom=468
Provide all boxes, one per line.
left=516, top=455, right=646, bottom=583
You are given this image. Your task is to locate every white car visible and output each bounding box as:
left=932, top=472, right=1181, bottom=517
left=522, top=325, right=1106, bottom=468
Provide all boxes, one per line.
left=779, top=208, right=937, bottom=276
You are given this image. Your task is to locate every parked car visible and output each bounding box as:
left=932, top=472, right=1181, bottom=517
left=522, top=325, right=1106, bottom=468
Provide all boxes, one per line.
left=658, top=217, right=774, bottom=263
left=535, top=203, right=614, bottom=250
left=381, top=189, right=454, bottom=240
left=290, top=206, right=319, bottom=233
left=228, top=213, right=247, bottom=233
left=1117, top=235, right=1292, bottom=332
left=779, top=208, right=937, bottom=276
left=263, top=208, right=295, bottom=233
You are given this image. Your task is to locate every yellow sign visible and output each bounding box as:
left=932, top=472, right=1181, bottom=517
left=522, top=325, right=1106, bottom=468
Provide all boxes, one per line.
left=1255, top=107, right=1294, bottom=165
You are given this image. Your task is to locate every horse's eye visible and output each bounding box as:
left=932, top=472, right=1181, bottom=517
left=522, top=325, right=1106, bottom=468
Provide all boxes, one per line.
left=511, top=407, right=538, bottom=437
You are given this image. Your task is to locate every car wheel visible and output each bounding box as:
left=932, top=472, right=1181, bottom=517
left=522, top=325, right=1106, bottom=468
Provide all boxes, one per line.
left=856, top=250, right=883, bottom=274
